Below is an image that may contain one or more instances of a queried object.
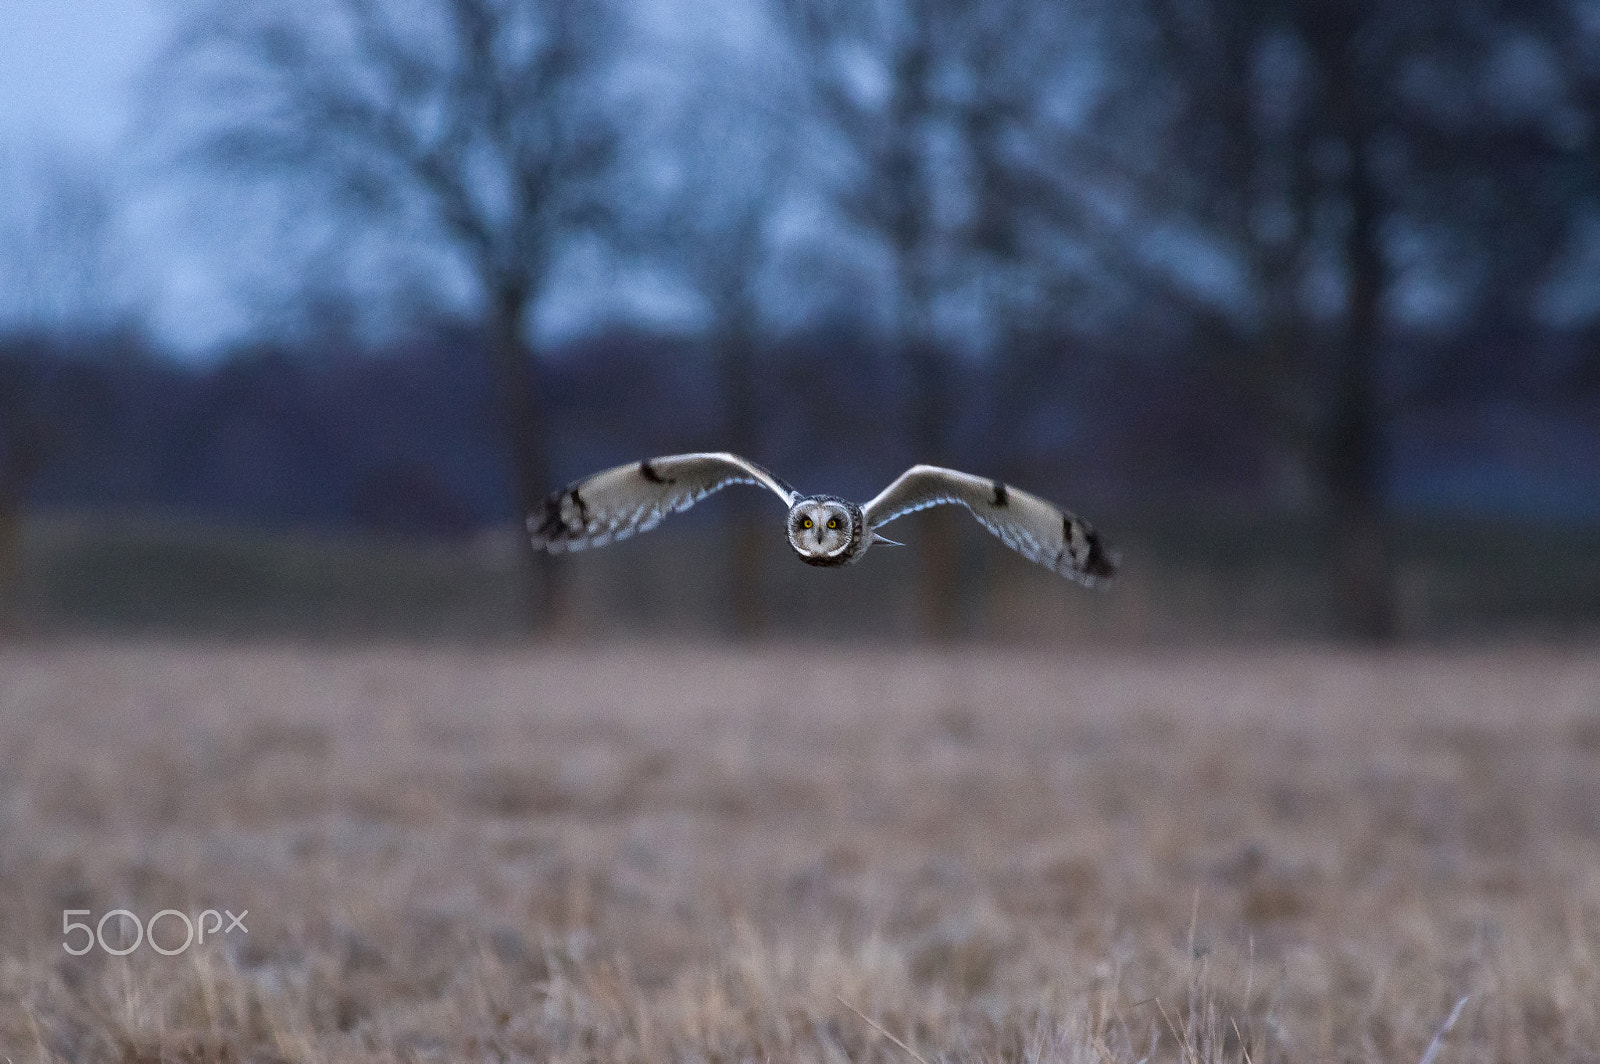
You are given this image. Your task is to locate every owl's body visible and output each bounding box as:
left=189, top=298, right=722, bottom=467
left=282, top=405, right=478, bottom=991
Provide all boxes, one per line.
left=529, top=452, right=1117, bottom=586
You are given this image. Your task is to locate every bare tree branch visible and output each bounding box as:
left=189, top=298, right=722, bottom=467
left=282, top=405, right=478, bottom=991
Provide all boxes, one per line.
left=158, top=0, right=623, bottom=630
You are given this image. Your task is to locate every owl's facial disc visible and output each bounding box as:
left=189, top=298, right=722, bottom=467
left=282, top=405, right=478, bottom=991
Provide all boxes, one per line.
left=788, top=500, right=852, bottom=559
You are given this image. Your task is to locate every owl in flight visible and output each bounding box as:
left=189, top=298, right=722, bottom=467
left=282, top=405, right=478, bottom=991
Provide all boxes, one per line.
left=528, top=453, right=1117, bottom=586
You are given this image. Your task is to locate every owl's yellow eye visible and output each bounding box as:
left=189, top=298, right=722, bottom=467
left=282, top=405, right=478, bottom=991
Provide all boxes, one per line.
left=801, top=517, right=813, bottom=529
left=827, top=517, right=839, bottom=529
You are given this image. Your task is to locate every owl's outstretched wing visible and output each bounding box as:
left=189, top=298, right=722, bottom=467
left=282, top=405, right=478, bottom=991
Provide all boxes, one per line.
left=528, top=452, right=797, bottom=553
left=862, top=465, right=1118, bottom=586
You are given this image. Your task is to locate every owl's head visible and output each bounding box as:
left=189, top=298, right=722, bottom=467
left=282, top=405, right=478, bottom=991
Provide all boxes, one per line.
left=787, top=496, right=858, bottom=566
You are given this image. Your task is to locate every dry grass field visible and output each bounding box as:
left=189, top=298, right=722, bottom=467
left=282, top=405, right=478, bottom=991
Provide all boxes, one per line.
left=1, top=642, right=1598, bottom=1062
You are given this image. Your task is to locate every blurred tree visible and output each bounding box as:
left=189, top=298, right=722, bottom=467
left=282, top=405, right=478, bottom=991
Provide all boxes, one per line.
left=0, top=153, right=133, bottom=631
left=946, top=0, right=1110, bottom=487
left=1008, top=0, right=1560, bottom=639
left=159, top=0, right=621, bottom=629
left=1523, top=0, right=1600, bottom=395
left=638, top=53, right=803, bottom=636
left=0, top=341, right=120, bottom=633
left=776, top=0, right=1051, bottom=636
left=0, top=357, right=47, bottom=632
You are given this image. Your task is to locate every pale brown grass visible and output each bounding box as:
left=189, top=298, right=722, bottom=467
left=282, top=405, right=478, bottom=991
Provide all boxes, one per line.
left=2, top=643, right=1598, bottom=1062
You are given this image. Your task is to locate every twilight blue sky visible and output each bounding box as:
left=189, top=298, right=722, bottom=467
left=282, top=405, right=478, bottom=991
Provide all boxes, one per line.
left=0, top=0, right=792, bottom=353
left=3, top=0, right=1591, bottom=358
left=0, top=0, right=165, bottom=152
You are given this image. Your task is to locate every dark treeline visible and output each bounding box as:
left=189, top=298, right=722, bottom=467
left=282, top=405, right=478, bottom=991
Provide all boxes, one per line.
left=0, top=322, right=1160, bottom=535
left=3, top=320, right=1593, bottom=527
left=3, top=0, right=1600, bottom=638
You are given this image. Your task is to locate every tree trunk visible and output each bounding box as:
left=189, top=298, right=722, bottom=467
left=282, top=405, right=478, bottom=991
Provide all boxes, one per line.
left=881, top=26, right=961, bottom=640
left=716, top=323, right=765, bottom=637
left=1325, top=134, right=1394, bottom=641
left=486, top=287, right=562, bottom=633
left=0, top=494, right=22, bottom=636
left=906, top=337, right=962, bottom=640
left=0, top=430, right=43, bottom=637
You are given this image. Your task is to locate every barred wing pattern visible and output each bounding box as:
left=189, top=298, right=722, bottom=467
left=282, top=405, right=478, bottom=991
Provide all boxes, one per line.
left=863, top=465, right=1118, bottom=586
left=528, top=452, right=797, bottom=553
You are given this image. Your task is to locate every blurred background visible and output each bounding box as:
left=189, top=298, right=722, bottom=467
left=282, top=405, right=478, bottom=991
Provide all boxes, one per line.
left=1, top=0, right=1598, bottom=644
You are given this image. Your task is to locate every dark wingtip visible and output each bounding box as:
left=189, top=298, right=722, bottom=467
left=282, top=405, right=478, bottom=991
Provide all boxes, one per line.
left=1082, top=528, right=1119, bottom=581
left=526, top=487, right=576, bottom=549
left=1061, top=513, right=1119, bottom=585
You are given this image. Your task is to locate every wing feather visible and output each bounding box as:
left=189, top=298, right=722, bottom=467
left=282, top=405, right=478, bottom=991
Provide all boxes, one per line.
left=863, top=465, right=1117, bottom=586
left=528, top=452, right=796, bottom=553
